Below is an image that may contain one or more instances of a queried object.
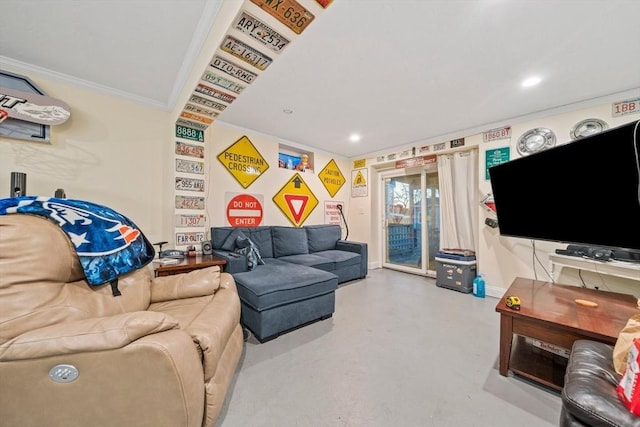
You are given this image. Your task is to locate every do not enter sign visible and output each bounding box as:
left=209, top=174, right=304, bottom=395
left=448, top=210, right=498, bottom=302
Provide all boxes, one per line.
left=226, top=194, right=263, bottom=227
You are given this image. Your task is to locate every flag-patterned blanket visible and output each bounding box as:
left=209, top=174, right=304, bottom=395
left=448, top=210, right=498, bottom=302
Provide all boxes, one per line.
left=0, top=196, right=155, bottom=295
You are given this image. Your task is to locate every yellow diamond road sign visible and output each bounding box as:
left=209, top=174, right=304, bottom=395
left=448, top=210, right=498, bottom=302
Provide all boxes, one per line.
left=273, top=173, right=319, bottom=227
left=318, top=159, right=346, bottom=197
left=217, top=135, right=269, bottom=189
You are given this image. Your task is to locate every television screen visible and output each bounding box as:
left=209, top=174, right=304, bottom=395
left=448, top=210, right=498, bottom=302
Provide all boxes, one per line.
left=488, top=119, right=640, bottom=254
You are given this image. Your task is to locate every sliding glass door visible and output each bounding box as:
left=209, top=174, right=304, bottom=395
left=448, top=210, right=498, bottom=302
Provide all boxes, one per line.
left=382, top=166, right=439, bottom=276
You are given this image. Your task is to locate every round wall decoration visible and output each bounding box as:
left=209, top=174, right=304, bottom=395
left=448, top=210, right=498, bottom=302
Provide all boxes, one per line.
left=516, top=128, right=556, bottom=156
left=569, top=118, right=609, bottom=140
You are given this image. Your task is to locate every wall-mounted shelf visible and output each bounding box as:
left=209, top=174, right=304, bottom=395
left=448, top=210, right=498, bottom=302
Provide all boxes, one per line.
left=278, top=143, right=314, bottom=173
left=549, top=253, right=640, bottom=282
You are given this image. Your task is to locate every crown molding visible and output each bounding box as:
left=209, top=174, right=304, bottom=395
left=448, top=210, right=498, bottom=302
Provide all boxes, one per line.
left=0, top=56, right=169, bottom=111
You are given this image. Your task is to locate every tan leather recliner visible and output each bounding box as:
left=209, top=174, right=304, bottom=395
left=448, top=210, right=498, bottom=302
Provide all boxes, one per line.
left=0, top=214, right=244, bottom=427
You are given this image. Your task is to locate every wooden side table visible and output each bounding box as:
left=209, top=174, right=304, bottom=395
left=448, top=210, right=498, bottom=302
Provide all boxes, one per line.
left=154, top=254, right=227, bottom=277
left=496, top=277, right=638, bottom=390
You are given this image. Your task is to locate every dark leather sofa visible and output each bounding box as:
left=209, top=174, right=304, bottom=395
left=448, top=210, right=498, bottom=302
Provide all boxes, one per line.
left=561, top=339, right=640, bottom=426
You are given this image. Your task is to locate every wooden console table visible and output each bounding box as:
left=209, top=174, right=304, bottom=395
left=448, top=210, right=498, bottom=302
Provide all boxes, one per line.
left=496, top=277, right=638, bottom=390
left=154, top=254, right=226, bottom=277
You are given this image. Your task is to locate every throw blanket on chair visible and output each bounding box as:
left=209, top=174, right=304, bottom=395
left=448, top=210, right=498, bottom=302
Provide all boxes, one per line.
left=0, top=196, right=155, bottom=296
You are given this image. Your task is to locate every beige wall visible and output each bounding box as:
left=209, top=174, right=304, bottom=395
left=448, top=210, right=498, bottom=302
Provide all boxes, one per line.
left=0, top=65, right=174, bottom=245
left=356, top=97, right=640, bottom=297
left=206, top=122, right=351, bottom=230
left=1, top=63, right=638, bottom=297
left=475, top=102, right=640, bottom=297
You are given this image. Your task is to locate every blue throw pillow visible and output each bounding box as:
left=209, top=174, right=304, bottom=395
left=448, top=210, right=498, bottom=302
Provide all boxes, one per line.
left=221, top=228, right=246, bottom=251
left=234, top=235, right=264, bottom=270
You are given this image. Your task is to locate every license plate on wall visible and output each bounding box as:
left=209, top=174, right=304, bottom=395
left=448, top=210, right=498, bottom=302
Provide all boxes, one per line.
left=250, top=0, right=314, bottom=35
left=175, top=124, right=204, bottom=142
left=176, top=232, right=205, bottom=245
left=184, top=102, right=219, bottom=118
left=201, top=71, right=245, bottom=94
left=234, top=11, right=290, bottom=52
left=176, top=159, right=205, bottom=174
left=195, top=83, right=236, bottom=104
left=210, top=55, right=258, bottom=85
left=176, top=118, right=208, bottom=131
left=175, top=214, right=206, bottom=228
left=220, top=35, right=272, bottom=71
left=175, top=177, right=205, bottom=192
left=175, top=195, right=205, bottom=210
left=189, top=94, right=227, bottom=112
left=175, top=141, right=204, bottom=159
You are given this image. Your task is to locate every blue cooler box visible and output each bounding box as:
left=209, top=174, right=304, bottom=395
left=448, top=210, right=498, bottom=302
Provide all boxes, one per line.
left=435, top=252, right=477, bottom=293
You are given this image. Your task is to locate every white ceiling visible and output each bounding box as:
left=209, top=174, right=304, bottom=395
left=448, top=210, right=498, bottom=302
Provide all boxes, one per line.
left=2, top=0, right=639, bottom=158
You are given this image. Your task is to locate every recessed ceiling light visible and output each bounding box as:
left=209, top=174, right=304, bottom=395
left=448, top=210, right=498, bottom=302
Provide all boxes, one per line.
left=521, top=76, right=542, bottom=88
left=283, top=108, right=294, bottom=114
left=349, top=133, right=361, bottom=143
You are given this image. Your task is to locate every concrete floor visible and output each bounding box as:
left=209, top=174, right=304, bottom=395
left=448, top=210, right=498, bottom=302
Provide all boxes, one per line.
left=215, top=268, right=562, bottom=427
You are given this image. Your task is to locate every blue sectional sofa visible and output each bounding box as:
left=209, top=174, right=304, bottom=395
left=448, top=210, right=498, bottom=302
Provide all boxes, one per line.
left=211, top=224, right=368, bottom=342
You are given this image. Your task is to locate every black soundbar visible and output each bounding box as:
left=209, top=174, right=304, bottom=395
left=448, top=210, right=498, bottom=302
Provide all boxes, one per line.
left=555, top=245, right=640, bottom=263
left=556, top=245, right=611, bottom=261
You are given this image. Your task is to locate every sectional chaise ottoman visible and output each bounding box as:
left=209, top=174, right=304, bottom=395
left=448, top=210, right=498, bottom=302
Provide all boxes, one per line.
left=211, top=224, right=367, bottom=342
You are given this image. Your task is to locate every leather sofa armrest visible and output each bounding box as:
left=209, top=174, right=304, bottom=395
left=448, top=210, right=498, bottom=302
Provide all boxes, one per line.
left=0, top=311, right=178, bottom=361
left=151, top=267, right=221, bottom=303
left=562, top=340, right=639, bottom=427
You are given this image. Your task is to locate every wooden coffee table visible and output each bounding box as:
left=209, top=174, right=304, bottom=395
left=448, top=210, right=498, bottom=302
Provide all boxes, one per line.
left=154, top=254, right=227, bottom=277
left=496, top=277, right=638, bottom=390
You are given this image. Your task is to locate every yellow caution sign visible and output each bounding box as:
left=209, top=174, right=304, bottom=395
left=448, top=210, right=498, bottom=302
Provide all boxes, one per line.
left=217, top=135, right=269, bottom=189
left=318, top=159, right=346, bottom=197
left=353, top=159, right=366, bottom=169
left=273, top=173, right=319, bottom=226
left=351, top=168, right=368, bottom=197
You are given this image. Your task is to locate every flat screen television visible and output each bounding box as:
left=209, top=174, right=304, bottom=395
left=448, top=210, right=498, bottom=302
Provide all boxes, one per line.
left=488, top=119, right=640, bottom=260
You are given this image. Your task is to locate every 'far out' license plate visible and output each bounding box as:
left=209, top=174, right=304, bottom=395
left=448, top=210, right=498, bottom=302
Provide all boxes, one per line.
left=176, top=232, right=205, bottom=245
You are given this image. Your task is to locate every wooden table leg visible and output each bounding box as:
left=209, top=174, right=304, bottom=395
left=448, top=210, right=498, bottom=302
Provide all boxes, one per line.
left=499, top=314, right=513, bottom=376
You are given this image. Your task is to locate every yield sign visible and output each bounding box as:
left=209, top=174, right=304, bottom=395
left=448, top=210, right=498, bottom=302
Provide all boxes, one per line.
left=284, top=195, right=308, bottom=224
left=273, top=173, right=319, bottom=226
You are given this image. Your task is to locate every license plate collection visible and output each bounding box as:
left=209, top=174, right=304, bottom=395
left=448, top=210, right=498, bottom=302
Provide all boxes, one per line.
left=173, top=0, right=324, bottom=244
